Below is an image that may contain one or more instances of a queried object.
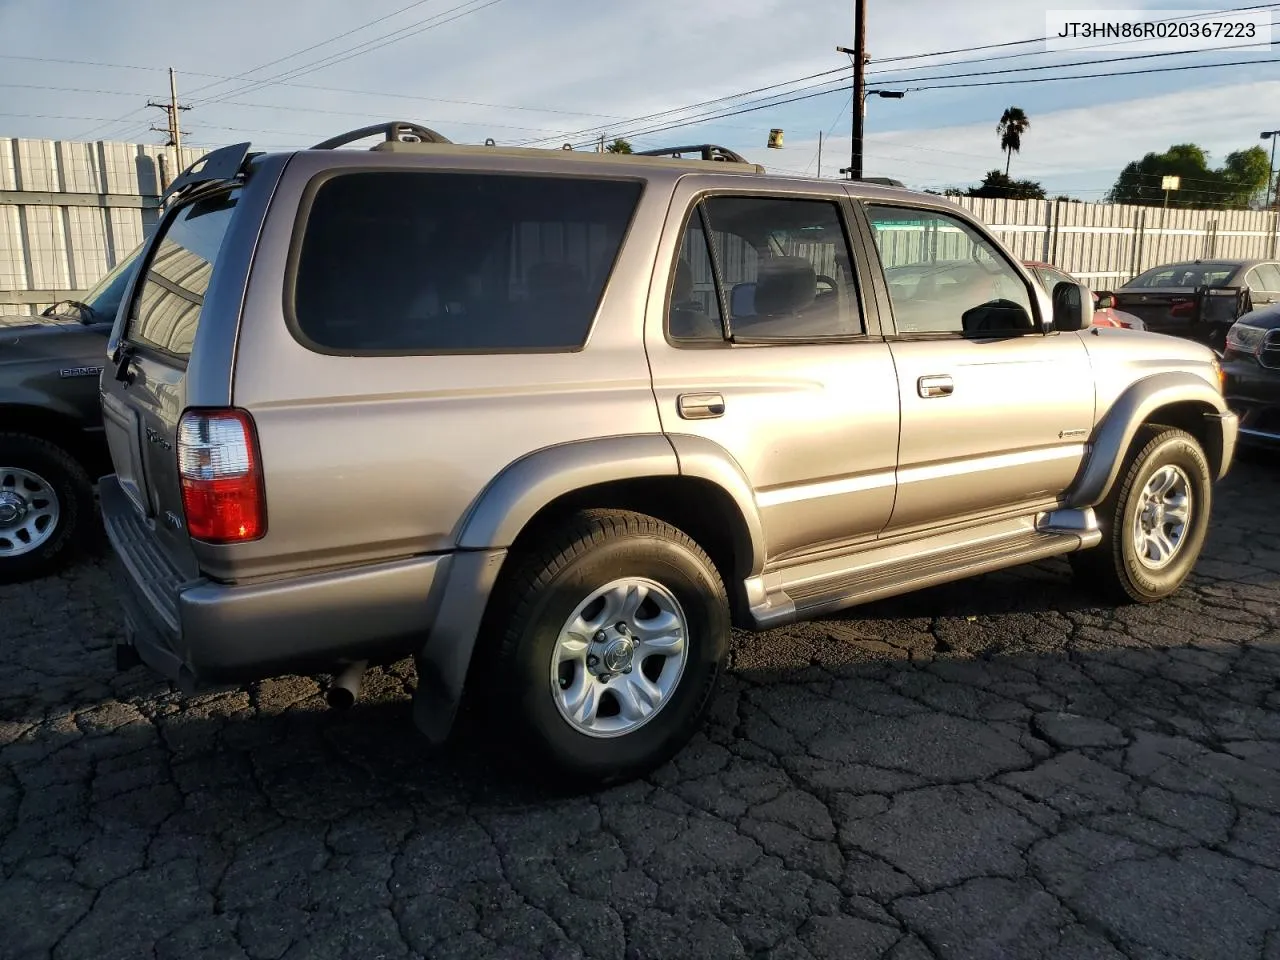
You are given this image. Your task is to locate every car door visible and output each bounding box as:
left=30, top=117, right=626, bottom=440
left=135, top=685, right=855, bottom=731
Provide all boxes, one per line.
left=859, top=201, right=1094, bottom=534
left=644, top=180, right=900, bottom=563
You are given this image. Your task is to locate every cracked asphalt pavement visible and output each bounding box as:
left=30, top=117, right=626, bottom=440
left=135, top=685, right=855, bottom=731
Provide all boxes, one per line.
left=3, top=458, right=1280, bottom=960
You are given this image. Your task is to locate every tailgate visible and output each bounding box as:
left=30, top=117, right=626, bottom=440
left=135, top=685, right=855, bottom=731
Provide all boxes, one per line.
left=100, top=188, right=243, bottom=579
left=1112, top=287, right=1197, bottom=332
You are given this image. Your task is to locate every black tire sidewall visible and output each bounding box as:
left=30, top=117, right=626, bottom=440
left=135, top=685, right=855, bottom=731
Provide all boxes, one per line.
left=0, top=435, right=92, bottom=582
left=1116, top=433, right=1211, bottom=600
left=505, top=534, right=728, bottom=784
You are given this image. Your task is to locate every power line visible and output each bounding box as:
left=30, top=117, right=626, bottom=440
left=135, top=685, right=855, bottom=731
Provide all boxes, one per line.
left=868, top=2, right=1279, bottom=65
left=519, top=66, right=851, bottom=147
left=874, top=43, right=1280, bottom=87
left=189, top=0, right=507, bottom=109
left=78, top=0, right=507, bottom=142
left=540, top=3, right=1278, bottom=154
left=587, top=56, right=1280, bottom=149
left=179, top=0, right=444, bottom=101
left=908, top=55, right=1280, bottom=91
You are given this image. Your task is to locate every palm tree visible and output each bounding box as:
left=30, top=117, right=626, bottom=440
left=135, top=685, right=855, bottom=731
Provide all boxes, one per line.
left=997, top=107, right=1030, bottom=177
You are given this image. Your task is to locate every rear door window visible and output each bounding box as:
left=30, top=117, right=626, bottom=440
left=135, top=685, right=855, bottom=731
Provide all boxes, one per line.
left=126, top=190, right=239, bottom=361
left=290, top=171, right=644, bottom=354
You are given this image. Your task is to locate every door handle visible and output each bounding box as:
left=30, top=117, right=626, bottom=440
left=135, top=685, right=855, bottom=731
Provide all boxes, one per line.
left=918, top=375, right=954, bottom=398
left=677, top=392, right=725, bottom=420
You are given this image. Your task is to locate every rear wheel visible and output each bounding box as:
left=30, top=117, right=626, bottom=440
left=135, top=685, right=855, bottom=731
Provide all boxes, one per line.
left=481, top=509, right=729, bottom=787
left=1070, top=426, right=1212, bottom=604
left=0, top=433, right=93, bottom=584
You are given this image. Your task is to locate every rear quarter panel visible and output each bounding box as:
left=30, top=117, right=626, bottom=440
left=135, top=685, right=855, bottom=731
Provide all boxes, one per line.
left=221, top=150, right=673, bottom=581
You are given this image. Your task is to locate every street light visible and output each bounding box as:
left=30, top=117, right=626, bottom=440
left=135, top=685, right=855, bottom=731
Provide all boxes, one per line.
left=1262, top=130, right=1280, bottom=210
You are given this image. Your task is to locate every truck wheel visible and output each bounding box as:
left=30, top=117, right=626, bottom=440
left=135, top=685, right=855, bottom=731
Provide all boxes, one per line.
left=0, top=433, right=93, bottom=584
left=1070, top=426, right=1212, bottom=604
left=484, top=509, right=729, bottom=787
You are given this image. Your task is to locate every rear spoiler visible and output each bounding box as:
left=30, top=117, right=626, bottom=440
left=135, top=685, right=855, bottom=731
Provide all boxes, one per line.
left=160, top=141, right=254, bottom=208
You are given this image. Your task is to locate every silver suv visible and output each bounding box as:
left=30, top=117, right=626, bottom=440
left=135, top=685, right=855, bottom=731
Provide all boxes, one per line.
left=99, top=122, right=1238, bottom=785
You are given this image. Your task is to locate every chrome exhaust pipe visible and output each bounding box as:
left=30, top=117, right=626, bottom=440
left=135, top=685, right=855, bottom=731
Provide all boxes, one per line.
left=326, top=660, right=367, bottom=709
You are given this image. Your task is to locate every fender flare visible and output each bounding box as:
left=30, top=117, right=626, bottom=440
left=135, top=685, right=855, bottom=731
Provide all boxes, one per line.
left=415, top=434, right=768, bottom=744
left=454, top=434, right=681, bottom=549
left=1066, top=371, right=1230, bottom=508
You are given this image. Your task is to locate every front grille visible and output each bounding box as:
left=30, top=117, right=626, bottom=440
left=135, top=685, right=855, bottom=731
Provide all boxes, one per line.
left=1260, top=329, right=1280, bottom=370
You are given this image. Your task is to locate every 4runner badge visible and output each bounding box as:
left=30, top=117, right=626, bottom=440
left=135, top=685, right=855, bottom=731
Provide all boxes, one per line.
left=59, top=365, right=103, bottom=378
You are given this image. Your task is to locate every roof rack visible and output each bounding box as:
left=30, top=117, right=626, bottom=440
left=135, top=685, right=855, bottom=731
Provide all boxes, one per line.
left=310, top=121, right=453, bottom=150
left=634, top=144, right=751, bottom=164
left=851, top=176, right=906, bottom=188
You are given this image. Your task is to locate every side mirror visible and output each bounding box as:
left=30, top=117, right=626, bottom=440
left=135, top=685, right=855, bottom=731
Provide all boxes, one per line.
left=1052, top=280, right=1094, bottom=332
left=1095, top=291, right=1115, bottom=310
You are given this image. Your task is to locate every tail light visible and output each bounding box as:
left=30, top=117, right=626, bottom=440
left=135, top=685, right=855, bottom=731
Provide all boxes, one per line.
left=1170, top=300, right=1195, bottom=317
left=176, top=409, right=266, bottom=543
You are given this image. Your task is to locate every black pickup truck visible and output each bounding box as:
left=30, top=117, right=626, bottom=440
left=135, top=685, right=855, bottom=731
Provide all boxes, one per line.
left=0, top=245, right=141, bottom=582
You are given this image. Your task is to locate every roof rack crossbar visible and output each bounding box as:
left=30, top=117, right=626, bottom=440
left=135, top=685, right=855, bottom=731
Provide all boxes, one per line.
left=311, top=122, right=453, bottom=151
left=634, top=144, right=751, bottom=164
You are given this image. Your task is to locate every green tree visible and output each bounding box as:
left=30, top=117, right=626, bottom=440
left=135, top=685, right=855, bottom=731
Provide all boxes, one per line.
left=997, top=107, right=1030, bottom=177
left=1106, top=143, right=1270, bottom=209
left=605, top=138, right=633, bottom=154
left=1219, top=146, right=1271, bottom=207
left=967, top=169, right=1045, bottom=200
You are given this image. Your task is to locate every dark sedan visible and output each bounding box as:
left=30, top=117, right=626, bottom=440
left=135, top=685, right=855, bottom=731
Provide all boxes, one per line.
left=1222, top=303, right=1280, bottom=447
left=1113, top=258, right=1280, bottom=350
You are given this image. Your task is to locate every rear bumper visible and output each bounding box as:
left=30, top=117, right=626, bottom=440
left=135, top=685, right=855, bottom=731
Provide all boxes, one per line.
left=100, top=475, right=450, bottom=688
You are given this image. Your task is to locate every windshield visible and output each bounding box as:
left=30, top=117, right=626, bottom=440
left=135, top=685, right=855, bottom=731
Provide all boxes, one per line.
left=46, top=243, right=144, bottom=324
left=1124, top=263, right=1238, bottom=289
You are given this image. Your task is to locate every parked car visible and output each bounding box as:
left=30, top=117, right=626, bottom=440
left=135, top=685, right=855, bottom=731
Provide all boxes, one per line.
left=1022, top=261, right=1145, bottom=330
left=99, top=123, right=1237, bottom=786
left=1221, top=303, right=1280, bottom=447
left=0, top=244, right=143, bottom=582
left=1111, top=258, right=1280, bottom=349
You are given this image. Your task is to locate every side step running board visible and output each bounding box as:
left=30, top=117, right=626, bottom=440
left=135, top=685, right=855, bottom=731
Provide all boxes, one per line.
left=748, top=509, right=1099, bottom=629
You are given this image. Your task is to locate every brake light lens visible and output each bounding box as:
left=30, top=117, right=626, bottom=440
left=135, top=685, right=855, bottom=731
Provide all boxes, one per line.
left=176, top=409, right=266, bottom=543
left=1170, top=300, right=1195, bottom=317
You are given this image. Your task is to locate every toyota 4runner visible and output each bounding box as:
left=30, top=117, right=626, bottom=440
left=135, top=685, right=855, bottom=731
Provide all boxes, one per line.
left=99, top=122, right=1238, bottom=785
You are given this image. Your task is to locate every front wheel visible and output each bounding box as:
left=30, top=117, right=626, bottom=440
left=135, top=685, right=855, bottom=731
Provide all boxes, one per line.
left=483, top=509, right=730, bottom=787
left=1070, top=426, right=1212, bottom=604
left=0, top=433, right=93, bottom=584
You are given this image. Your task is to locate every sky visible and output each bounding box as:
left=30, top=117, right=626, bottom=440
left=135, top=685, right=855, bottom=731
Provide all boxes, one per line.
left=1, top=0, right=1278, bottom=198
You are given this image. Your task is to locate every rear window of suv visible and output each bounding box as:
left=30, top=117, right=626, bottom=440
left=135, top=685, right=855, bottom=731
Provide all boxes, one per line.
left=290, top=171, right=644, bottom=354
left=127, top=189, right=240, bottom=361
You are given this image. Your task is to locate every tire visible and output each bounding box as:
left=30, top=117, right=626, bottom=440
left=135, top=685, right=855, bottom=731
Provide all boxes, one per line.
left=1070, top=426, right=1212, bottom=604
left=0, top=433, right=94, bottom=584
left=480, top=508, right=730, bottom=787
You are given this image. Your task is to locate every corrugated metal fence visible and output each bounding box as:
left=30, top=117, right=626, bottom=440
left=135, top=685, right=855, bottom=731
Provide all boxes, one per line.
left=0, top=137, right=205, bottom=324
left=952, top=196, right=1280, bottom=289
left=3, top=136, right=1280, bottom=326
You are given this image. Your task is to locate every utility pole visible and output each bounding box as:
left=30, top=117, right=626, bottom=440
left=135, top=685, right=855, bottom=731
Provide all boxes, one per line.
left=1262, top=131, right=1280, bottom=210
left=148, top=67, right=190, bottom=155
left=817, top=131, right=823, bottom=179
left=836, top=0, right=868, bottom=180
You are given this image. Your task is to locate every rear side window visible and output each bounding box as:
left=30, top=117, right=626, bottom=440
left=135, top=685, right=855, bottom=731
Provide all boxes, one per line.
left=291, top=171, right=644, bottom=354
left=127, top=190, right=239, bottom=360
